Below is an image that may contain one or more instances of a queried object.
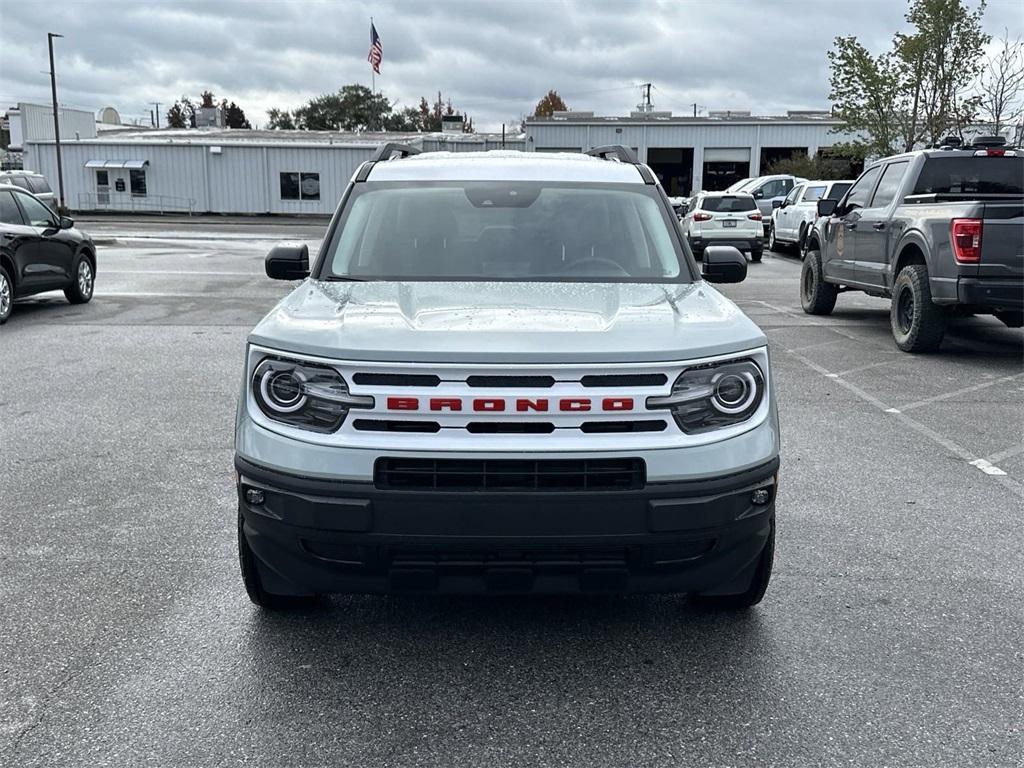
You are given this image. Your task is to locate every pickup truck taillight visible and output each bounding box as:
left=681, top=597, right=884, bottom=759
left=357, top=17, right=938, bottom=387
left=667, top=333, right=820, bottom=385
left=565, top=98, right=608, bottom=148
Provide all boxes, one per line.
left=951, top=219, right=983, bottom=263
left=693, top=212, right=713, bottom=221
left=748, top=212, right=762, bottom=221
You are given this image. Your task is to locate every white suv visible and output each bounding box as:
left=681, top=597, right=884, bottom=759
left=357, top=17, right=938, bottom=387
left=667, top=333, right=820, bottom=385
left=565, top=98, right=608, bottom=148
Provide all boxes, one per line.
left=234, top=144, right=780, bottom=609
left=726, top=175, right=807, bottom=232
left=680, top=192, right=764, bottom=262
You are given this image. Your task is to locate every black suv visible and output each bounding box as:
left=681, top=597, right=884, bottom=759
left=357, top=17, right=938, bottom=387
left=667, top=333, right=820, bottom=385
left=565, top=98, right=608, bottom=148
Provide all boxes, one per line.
left=0, top=184, right=96, bottom=324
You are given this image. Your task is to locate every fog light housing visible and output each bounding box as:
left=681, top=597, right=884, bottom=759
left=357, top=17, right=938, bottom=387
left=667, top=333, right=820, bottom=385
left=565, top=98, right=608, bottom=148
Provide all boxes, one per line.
left=245, top=488, right=265, bottom=505
left=751, top=488, right=771, bottom=505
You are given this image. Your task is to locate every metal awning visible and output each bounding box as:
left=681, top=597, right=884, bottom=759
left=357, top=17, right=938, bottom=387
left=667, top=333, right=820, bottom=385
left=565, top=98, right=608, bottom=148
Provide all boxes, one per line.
left=84, top=160, right=149, bottom=169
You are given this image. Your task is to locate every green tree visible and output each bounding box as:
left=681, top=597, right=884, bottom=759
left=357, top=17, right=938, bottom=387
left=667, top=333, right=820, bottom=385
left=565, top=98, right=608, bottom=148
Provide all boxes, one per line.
left=766, top=151, right=860, bottom=180
left=828, top=0, right=989, bottom=154
left=220, top=100, right=251, bottom=129
left=292, top=85, right=392, bottom=131
left=533, top=90, right=568, bottom=118
left=165, top=96, right=196, bottom=128
left=266, top=107, right=296, bottom=130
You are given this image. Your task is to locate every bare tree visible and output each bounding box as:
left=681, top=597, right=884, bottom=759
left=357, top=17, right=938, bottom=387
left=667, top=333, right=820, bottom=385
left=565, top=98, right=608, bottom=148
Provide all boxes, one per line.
left=977, top=29, right=1024, bottom=135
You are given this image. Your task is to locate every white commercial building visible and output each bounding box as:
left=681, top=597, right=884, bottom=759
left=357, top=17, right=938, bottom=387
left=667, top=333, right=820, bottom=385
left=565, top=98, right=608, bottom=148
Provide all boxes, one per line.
left=24, top=128, right=525, bottom=214
left=525, top=111, right=861, bottom=196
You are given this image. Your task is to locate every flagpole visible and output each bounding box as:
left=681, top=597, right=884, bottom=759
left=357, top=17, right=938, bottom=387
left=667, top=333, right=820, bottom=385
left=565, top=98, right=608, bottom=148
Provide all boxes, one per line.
left=370, top=16, right=376, bottom=130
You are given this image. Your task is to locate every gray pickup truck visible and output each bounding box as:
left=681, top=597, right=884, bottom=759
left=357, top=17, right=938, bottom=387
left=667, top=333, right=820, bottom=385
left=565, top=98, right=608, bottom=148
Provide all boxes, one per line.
left=800, top=141, right=1023, bottom=351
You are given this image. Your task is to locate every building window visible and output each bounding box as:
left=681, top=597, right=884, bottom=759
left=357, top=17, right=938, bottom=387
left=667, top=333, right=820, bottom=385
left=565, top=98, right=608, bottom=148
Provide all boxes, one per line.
left=129, top=169, right=147, bottom=197
left=280, top=172, right=320, bottom=201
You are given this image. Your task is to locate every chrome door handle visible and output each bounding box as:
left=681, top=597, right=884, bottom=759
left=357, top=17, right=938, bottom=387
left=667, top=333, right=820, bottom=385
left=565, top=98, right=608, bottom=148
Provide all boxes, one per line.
left=873, top=222, right=886, bottom=231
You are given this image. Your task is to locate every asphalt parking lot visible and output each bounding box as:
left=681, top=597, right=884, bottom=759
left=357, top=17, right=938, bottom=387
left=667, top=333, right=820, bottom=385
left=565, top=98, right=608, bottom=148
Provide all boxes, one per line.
left=1, top=218, right=1021, bottom=767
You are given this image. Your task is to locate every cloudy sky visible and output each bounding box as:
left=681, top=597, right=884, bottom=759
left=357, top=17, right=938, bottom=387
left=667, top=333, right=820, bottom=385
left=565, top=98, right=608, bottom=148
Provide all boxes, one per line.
left=1, top=0, right=1019, bottom=132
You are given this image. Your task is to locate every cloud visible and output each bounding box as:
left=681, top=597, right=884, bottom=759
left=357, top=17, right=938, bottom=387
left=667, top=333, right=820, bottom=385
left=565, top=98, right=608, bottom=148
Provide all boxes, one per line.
left=1, top=0, right=1018, bottom=130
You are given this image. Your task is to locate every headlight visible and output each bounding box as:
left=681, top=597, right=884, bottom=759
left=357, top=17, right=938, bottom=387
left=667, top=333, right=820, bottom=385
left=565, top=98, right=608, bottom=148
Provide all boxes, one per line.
left=252, top=357, right=373, bottom=432
left=647, top=358, right=765, bottom=434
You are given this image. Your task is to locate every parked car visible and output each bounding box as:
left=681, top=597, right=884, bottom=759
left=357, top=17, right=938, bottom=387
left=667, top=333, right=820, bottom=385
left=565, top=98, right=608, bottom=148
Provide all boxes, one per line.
left=680, top=191, right=764, bottom=261
left=668, top=196, right=690, bottom=219
left=768, top=179, right=853, bottom=254
left=235, top=144, right=779, bottom=609
left=801, top=139, right=1023, bottom=351
left=0, top=171, right=56, bottom=210
left=0, top=183, right=95, bottom=324
left=725, top=175, right=807, bottom=233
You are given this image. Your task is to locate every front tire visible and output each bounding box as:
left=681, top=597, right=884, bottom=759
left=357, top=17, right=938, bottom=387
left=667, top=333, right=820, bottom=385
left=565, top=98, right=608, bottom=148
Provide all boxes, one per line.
left=891, top=264, right=947, bottom=352
left=800, top=249, right=837, bottom=315
left=0, top=264, right=12, bottom=324
left=767, top=224, right=779, bottom=252
left=64, top=253, right=94, bottom=304
left=691, top=520, right=774, bottom=610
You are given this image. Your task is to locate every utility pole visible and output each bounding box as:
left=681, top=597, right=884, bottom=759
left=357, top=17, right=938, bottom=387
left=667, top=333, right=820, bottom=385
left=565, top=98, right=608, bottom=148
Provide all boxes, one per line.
left=693, top=103, right=697, bottom=118
left=47, top=32, right=65, bottom=211
left=152, top=102, right=161, bottom=129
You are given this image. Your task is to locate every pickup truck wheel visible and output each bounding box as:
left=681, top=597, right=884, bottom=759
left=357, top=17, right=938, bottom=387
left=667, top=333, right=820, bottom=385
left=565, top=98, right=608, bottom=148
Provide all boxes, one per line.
left=767, top=224, right=779, bottom=252
left=691, top=520, right=774, bottom=610
left=995, top=311, right=1023, bottom=328
left=800, top=249, right=837, bottom=315
left=238, top=511, right=318, bottom=610
left=891, top=264, right=947, bottom=352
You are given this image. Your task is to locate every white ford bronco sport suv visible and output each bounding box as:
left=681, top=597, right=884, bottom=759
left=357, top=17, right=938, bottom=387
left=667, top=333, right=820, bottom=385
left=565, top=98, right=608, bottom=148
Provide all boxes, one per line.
left=235, top=145, right=780, bottom=609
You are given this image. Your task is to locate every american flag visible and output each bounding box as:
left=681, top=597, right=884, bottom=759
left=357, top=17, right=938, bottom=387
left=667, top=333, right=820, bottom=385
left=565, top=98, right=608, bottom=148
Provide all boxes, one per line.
left=367, top=23, right=382, bottom=74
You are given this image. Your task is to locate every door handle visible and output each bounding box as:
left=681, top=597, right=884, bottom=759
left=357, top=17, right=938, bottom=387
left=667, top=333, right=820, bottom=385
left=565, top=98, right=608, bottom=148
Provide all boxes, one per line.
left=846, top=222, right=857, bottom=231
left=872, top=222, right=886, bottom=231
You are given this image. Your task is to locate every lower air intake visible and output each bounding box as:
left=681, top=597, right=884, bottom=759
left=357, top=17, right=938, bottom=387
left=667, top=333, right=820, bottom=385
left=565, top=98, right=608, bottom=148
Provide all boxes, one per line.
left=374, top=457, right=646, bottom=491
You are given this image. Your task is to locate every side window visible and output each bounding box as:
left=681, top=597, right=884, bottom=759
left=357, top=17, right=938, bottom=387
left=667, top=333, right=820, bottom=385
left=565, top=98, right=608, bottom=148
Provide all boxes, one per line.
left=802, top=185, right=827, bottom=202
left=280, top=172, right=320, bottom=201
left=27, top=177, right=52, bottom=195
left=757, top=180, right=784, bottom=198
left=784, top=185, right=802, bottom=205
left=9, top=177, right=31, bottom=191
left=844, top=166, right=882, bottom=210
left=129, top=169, right=147, bottom=197
left=14, top=192, right=56, bottom=227
left=869, top=161, right=909, bottom=208
left=0, top=190, right=24, bottom=225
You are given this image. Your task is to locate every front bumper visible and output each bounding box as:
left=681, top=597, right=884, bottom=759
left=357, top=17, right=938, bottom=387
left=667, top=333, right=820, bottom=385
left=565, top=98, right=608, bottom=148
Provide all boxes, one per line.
left=688, top=235, right=762, bottom=253
left=236, top=455, right=779, bottom=596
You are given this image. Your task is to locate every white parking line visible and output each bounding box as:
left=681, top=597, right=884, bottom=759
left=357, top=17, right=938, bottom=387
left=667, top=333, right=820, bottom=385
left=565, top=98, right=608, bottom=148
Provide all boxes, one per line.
left=897, top=373, right=1024, bottom=412
left=757, top=301, right=1024, bottom=497
left=985, top=444, right=1024, bottom=465
left=102, top=270, right=257, bottom=276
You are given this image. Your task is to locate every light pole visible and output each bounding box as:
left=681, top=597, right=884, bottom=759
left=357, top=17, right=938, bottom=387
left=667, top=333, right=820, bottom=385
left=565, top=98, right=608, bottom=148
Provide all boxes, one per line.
left=47, top=32, right=65, bottom=211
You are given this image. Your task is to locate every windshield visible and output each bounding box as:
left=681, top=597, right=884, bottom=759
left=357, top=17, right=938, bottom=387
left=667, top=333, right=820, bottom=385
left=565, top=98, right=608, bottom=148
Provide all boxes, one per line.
left=321, top=181, right=690, bottom=282
left=726, top=178, right=755, bottom=192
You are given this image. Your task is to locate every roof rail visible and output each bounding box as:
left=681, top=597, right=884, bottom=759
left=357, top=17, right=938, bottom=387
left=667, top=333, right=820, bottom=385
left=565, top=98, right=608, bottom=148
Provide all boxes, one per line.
left=370, top=142, right=422, bottom=162
left=586, top=145, right=639, bottom=164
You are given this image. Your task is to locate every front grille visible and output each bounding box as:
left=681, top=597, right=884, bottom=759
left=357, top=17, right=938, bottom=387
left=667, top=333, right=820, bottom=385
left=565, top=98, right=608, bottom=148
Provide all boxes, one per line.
left=353, top=419, right=441, bottom=433
left=580, top=420, right=667, bottom=433
left=353, top=373, right=440, bottom=387
left=375, top=457, right=646, bottom=491
left=581, top=373, right=668, bottom=387
left=465, top=421, right=555, bottom=434
left=466, top=375, right=555, bottom=388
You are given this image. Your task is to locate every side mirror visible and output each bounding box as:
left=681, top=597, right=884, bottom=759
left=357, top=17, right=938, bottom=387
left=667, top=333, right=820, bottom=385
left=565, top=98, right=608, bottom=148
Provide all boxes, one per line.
left=59, top=216, right=74, bottom=229
left=702, top=245, right=747, bottom=284
left=772, top=199, right=784, bottom=209
left=753, top=190, right=764, bottom=199
left=817, top=198, right=839, bottom=218
left=265, top=243, right=310, bottom=280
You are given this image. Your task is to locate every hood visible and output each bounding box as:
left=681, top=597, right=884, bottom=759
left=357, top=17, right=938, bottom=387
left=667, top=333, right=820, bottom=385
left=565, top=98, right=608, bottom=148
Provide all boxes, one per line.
left=248, top=281, right=766, bottom=363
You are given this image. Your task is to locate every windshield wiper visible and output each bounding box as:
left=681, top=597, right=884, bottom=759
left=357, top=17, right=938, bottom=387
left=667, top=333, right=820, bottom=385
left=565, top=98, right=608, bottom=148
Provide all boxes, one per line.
left=320, top=276, right=367, bottom=282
